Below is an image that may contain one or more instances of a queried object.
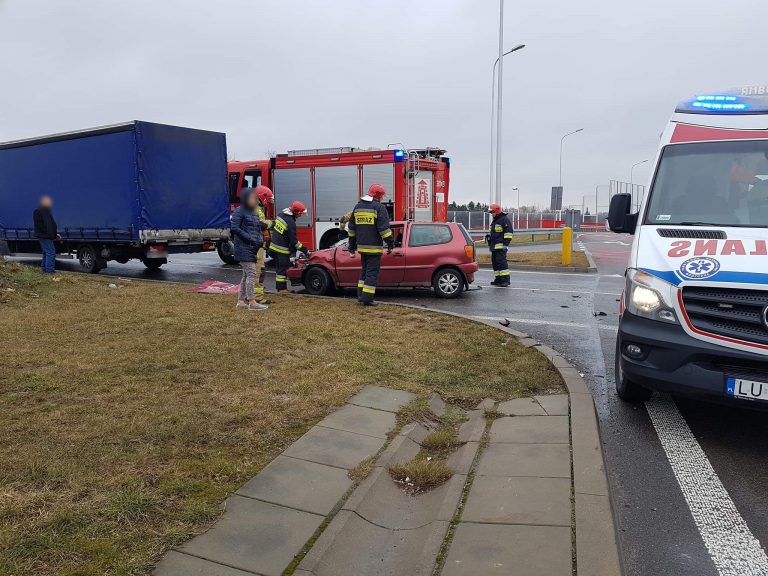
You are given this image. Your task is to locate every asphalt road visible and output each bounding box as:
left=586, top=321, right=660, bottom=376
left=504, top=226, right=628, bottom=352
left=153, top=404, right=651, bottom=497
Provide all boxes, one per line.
left=9, top=233, right=768, bottom=575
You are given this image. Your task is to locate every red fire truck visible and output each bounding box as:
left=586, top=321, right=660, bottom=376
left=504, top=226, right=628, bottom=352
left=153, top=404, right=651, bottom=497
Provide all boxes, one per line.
left=218, top=147, right=450, bottom=263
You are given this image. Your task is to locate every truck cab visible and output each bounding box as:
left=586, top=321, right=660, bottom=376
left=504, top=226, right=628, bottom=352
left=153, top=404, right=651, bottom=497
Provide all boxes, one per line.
left=609, top=87, right=768, bottom=407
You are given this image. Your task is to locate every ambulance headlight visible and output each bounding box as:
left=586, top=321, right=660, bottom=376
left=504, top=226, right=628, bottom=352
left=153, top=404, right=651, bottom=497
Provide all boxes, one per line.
left=626, top=269, right=678, bottom=324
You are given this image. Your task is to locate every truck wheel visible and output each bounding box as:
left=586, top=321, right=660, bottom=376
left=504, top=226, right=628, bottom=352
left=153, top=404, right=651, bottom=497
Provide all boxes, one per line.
left=142, top=259, right=164, bottom=271
left=615, top=338, right=652, bottom=402
left=433, top=268, right=464, bottom=299
left=217, top=240, right=237, bottom=265
left=304, top=267, right=332, bottom=296
left=77, top=245, right=101, bottom=274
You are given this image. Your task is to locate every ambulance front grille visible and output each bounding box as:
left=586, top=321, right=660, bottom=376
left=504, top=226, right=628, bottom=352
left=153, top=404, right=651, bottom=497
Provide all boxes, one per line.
left=682, top=286, right=768, bottom=346
left=657, top=229, right=727, bottom=239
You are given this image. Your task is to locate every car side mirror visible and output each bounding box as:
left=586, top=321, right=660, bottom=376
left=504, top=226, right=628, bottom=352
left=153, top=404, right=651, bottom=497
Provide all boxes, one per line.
left=608, top=193, right=638, bottom=235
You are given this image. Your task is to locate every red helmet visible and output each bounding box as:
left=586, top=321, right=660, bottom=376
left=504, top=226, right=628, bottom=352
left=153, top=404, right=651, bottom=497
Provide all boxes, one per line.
left=289, top=200, right=307, bottom=216
left=489, top=203, right=503, bottom=215
left=368, top=183, right=386, bottom=200
left=255, top=185, right=274, bottom=205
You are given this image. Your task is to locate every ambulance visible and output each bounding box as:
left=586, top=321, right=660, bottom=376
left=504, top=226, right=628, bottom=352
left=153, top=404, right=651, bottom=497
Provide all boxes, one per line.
left=609, top=86, right=768, bottom=407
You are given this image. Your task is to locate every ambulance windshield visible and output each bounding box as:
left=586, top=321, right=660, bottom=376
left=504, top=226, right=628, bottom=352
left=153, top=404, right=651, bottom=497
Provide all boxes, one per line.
left=645, top=140, right=768, bottom=228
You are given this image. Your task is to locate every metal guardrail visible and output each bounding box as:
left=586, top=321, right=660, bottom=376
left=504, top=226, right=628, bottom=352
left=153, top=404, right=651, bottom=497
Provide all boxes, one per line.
left=467, top=228, right=564, bottom=237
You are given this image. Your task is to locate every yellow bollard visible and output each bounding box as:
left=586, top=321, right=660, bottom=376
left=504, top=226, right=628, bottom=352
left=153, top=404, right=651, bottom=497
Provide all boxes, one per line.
left=562, top=227, right=572, bottom=265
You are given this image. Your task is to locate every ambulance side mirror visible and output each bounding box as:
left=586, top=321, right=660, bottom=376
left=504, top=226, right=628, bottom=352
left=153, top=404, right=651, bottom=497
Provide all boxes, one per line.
left=608, top=193, right=638, bottom=235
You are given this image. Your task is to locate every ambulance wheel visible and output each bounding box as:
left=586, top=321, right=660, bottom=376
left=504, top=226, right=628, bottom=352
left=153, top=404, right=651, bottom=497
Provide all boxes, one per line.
left=433, top=267, right=464, bottom=299
left=304, top=267, right=332, bottom=296
left=615, top=338, right=653, bottom=402
left=217, top=240, right=237, bottom=265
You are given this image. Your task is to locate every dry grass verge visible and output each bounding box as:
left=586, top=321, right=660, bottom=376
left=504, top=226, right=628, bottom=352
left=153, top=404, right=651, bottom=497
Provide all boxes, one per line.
left=0, top=261, right=562, bottom=576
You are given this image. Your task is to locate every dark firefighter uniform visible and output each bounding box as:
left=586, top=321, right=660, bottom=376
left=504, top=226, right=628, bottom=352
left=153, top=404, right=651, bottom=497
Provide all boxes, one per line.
left=347, top=198, right=394, bottom=304
left=268, top=209, right=307, bottom=291
left=488, top=211, right=514, bottom=286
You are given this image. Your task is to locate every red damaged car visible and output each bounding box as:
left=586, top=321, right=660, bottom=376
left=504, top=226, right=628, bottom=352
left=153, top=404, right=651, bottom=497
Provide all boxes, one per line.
left=287, top=221, right=478, bottom=298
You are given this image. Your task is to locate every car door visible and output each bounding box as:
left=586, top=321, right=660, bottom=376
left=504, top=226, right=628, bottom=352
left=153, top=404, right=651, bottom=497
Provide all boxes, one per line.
left=402, top=223, right=454, bottom=285
left=379, top=224, right=405, bottom=285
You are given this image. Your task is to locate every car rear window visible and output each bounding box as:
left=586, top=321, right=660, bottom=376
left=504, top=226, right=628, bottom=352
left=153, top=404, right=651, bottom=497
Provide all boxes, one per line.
left=457, top=223, right=473, bottom=244
left=409, top=224, right=453, bottom=247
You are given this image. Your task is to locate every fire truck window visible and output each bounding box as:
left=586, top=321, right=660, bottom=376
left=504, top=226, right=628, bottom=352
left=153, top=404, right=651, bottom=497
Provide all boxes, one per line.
left=409, top=224, right=452, bottom=247
left=315, top=165, right=359, bottom=221
left=228, top=173, right=241, bottom=203
left=243, top=170, right=262, bottom=188
left=273, top=168, right=313, bottom=224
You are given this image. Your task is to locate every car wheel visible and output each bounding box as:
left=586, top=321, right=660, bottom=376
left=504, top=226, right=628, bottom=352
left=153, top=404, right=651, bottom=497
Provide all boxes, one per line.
left=77, top=244, right=101, bottom=274
left=433, top=268, right=464, bottom=299
left=615, top=338, right=652, bottom=402
left=304, top=267, right=333, bottom=296
left=217, top=240, right=237, bottom=265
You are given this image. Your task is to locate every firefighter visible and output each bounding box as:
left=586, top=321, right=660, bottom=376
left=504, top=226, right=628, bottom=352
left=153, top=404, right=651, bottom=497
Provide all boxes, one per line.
left=269, top=200, right=309, bottom=291
left=253, top=185, right=274, bottom=302
left=487, top=203, right=513, bottom=287
left=347, top=183, right=394, bottom=306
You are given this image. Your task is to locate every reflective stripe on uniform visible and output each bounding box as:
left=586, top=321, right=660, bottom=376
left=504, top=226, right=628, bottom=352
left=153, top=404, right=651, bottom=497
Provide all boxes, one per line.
left=503, top=233, right=514, bottom=239
left=276, top=275, right=287, bottom=282
left=496, top=270, right=510, bottom=276
left=362, top=285, right=376, bottom=294
left=380, top=229, right=392, bottom=239
left=357, top=282, right=364, bottom=288
left=270, top=243, right=290, bottom=254
left=354, top=209, right=377, bottom=225
left=348, top=230, right=356, bottom=237
left=358, top=245, right=384, bottom=254
left=296, top=241, right=303, bottom=250
left=494, top=244, right=505, bottom=250
left=273, top=217, right=287, bottom=234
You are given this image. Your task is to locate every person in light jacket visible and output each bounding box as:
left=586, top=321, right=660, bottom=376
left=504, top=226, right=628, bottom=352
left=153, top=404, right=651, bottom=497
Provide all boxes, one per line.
left=231, top=189, right=269, bottom=311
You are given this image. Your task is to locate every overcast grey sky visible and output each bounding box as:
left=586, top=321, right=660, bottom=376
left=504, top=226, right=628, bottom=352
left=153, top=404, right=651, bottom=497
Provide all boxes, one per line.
left=1, top=0, right=765, bottom=210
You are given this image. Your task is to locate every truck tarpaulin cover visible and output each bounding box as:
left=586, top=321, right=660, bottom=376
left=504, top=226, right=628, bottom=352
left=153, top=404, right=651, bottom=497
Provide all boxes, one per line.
left=0, top=121, right=229, bottom=241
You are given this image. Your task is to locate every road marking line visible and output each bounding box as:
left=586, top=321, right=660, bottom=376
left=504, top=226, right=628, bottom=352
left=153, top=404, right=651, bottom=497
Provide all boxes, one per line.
left=645, top=395, right=768, bottom=576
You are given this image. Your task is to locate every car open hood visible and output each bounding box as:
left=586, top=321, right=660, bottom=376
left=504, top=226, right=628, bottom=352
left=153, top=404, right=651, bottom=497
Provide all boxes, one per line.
left=638, top=225, right=768, bottom=286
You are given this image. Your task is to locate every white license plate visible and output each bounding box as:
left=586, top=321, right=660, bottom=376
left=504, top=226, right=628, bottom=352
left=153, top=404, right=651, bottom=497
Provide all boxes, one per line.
left=727, top=377, right=768, bottom=402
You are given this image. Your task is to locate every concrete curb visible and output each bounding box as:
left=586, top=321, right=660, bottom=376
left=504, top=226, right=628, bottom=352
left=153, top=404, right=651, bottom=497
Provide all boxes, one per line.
left=379, top=302, right=623, bottom=576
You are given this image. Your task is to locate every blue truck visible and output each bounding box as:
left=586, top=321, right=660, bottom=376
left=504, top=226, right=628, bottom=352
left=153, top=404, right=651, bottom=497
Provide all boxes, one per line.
left=0, top=121, right=231, bottom=273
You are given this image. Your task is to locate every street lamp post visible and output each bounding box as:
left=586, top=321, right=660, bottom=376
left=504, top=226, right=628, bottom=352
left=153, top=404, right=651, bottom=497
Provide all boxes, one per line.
left=559, top=128, right=584, bottom=187
left=630, top=159, right=649, bottom=187
left=512, top=186, right=520, bottom=227
left=489, top=44, right=526, bottom=205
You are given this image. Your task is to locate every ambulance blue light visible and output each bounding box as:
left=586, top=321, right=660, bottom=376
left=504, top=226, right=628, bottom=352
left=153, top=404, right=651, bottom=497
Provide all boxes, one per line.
left=393, top=149, right=405, bottom=161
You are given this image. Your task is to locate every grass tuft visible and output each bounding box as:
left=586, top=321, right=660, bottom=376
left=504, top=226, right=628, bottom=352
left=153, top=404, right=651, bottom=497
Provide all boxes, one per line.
left=347, top=457, right=375, bottom=484
left=421, top=428, right=461, bottom=453
left=484, top=407, right=504, bottom=420
left=388, top=459, right=453, bottom=493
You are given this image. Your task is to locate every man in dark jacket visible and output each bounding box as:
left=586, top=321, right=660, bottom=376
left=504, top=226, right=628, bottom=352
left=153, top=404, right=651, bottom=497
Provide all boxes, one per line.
left=231, top=189, right=269, bottom=310
left=269, top=201, right=309, bottom=291
left=347, top=183, right=394, bottom=306
left=33, top=196, right=59, bottom=274
left=486, top=203, right=514, bottom=287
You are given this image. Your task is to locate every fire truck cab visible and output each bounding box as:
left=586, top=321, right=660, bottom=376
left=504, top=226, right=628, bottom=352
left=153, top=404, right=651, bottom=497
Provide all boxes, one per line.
left=221, top=147, right=450, bottom=263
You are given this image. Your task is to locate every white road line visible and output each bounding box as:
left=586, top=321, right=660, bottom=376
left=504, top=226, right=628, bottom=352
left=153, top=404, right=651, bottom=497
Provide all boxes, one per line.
left=645, top=395, right=768, bottom=576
